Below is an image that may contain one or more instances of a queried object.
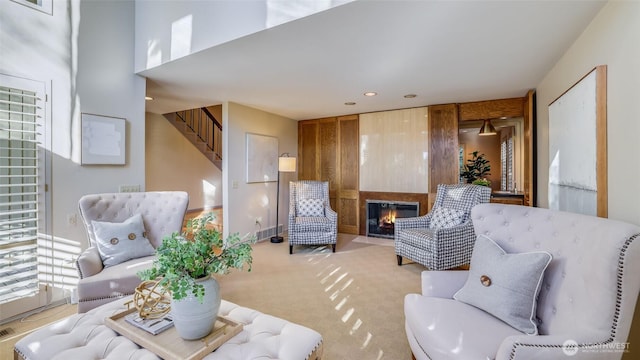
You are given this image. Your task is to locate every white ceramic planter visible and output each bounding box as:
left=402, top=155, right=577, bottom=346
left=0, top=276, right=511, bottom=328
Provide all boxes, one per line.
left=170, top=276, right=221, bottom=340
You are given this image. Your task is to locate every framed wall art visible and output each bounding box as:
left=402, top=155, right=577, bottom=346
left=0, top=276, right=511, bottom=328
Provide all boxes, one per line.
left=81, top=113, right=126, bottom=165
left=548, top=65, right=607, bottom=217
left=245, top=133, right=278, bottom=183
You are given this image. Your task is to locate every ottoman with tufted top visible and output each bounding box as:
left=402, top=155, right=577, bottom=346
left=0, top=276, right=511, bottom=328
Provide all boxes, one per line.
left=14, top=296, right=323, bottom=360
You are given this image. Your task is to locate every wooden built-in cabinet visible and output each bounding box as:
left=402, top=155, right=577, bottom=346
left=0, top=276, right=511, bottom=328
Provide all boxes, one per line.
left=298, top=92, right=536, bottom=236
left=298, top=115, right=360, bottom=234
left=490, top=192, right=525, bottom=205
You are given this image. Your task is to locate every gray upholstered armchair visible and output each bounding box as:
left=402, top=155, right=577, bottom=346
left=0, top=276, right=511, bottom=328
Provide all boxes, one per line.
left=75, top=191, right=188, bottom=312
left=395, top=183, right=491, bottom=269
left=288, top=181, right=338, bottom=254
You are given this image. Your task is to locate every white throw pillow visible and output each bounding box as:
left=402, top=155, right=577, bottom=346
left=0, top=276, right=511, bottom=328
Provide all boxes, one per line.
left=429, top=207, right=466, bottom=230
left=453, top=234, right=552, bottom=335
left=92, top=213, right=156, bottom=268
left=297, top=198, right=324, bottom=217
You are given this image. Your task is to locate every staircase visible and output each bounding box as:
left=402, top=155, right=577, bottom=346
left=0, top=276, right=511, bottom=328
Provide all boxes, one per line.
left=164, top=107, right=223, bottom=170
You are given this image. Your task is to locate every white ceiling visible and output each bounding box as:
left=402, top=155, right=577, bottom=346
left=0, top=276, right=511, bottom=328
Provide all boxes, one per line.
left=142, top=0, right=606, bottom=121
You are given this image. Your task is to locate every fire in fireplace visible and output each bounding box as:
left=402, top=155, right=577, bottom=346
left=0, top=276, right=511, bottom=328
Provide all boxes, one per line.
left=366, top=200, right=419, bottom=239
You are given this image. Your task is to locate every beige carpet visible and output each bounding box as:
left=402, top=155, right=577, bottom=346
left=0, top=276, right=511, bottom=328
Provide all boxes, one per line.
left=352, top=236, right=394, bottom=247
left=218, top=234, right=424, bottom=360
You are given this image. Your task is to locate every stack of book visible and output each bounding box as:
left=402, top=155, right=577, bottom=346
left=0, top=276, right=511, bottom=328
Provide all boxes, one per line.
left=125, top=312, right=174, bottom=335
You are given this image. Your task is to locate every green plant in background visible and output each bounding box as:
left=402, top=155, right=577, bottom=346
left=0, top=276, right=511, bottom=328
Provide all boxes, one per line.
left=138, top=213, right=254, bottom=302
left=472, top=178, right=491, bottom=187
left=460, top=150, right=491, bottom=184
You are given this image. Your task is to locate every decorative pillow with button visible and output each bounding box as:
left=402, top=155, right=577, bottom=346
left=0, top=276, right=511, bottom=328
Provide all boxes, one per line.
left=453, top=234, right=552, bottom=335
left=428, top=207, right=466, bottom=230
left=297, top=198, right=325, bottom=217
left=91, top=213, right=156, bottom=268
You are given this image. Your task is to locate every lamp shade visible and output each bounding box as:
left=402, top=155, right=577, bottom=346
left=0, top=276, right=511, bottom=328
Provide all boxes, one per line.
left=478, top=119, right=497, bottom=136
left=278, top=156, right=297, bottom=172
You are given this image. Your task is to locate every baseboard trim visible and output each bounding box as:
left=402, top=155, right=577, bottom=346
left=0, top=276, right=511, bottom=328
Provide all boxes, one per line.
left=0, top=298, right=70, bottom=326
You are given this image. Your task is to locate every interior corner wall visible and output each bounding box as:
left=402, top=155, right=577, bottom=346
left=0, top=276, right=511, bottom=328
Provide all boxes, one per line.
left=223, top=102, right=297, bottom=240
left=536, top=1, right=640, bottom=225
left=145, top=112, right=222, bottom=210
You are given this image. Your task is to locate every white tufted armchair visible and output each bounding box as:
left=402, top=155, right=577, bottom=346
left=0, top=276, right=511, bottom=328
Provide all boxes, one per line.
left=75, top=191, right=189, bottom=312
left=404, top=203, right=640, bottom=359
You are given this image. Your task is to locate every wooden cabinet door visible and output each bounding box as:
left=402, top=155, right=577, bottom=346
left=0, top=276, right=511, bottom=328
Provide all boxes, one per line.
left=319, top=119, right=338, bottom=208
left=337, top=115, right=359, bottom=234
left=297, top=116, right=359, bottom=235
left=298, top=121, right=319, bottom=180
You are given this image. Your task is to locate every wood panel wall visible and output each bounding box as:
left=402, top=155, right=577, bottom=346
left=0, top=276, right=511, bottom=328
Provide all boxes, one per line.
left=298, top=115, right=359, bottom=234
left=299, top=94, right=537, bottom=236
left=298, top=118, right=338, bottom=208
left=458, top=97, right=524, bottom=121
left=298, top=121, right=319, bottom=180
left=428, top=104, right=460, bottom=193
left=338, top=115, right=359, bottom=234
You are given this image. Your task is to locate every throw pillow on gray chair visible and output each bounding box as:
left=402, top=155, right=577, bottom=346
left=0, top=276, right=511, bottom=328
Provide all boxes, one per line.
left=75, top=191, right=188, bottom=312
left=288, top=181, right=338, bottom=254
left=394, top=183, right=491, bottom=270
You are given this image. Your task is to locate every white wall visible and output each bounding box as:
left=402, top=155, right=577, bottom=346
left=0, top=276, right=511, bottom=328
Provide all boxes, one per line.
left=146, top=112, right=222, bottom=210
left=223, top=102, right=297, bottom=240
left=536, top=1, right=640, bottom=225
left=134, top=0, right=352, bottom=72
left=0, top=0, right=145, bottom=319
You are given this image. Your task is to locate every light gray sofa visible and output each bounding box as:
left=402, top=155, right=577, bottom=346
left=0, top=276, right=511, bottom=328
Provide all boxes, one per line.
left=75, top=191, right=189, bottom=313
left=405, top=203, right=640, bottom=359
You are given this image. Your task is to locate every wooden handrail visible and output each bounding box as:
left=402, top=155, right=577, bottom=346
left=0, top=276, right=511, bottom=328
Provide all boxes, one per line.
left=175, top=107, right=222, bottom=161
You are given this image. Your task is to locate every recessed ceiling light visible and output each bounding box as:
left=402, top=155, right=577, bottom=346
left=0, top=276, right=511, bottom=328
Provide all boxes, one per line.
left=404, top=94, right=417, bottom=98
left=363, top=92, right=377, bottom=97
left=145, top=96, right=154, bottom=101
left=344, top=102, right=356, bottom=106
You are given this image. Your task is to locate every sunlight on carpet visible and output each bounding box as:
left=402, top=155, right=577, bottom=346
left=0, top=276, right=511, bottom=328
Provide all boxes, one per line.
left=218, top=233, right=424, bottom=359
left=352, top=236, right=394, bottom=247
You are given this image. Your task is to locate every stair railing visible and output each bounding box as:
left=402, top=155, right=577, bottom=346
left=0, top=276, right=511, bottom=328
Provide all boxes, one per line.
left=175, top=107, right=222, bottom=161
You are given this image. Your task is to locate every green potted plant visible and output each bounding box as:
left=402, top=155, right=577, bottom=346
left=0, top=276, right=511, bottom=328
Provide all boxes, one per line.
left=138, top=212, right=254, bottom=340
left=460, top=150, right=491, bottom=185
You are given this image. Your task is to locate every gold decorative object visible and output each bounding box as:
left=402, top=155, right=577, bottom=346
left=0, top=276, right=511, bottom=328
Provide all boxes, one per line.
left=131, top=279, right=171, bottom=319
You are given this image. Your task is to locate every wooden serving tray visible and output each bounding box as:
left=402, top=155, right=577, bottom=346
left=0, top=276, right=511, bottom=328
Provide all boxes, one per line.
left=105, top=308, right=243, bottom=360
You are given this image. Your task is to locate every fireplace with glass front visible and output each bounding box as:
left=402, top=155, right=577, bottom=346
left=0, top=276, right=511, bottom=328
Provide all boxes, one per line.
left=366, top=200, right=420, bottom=238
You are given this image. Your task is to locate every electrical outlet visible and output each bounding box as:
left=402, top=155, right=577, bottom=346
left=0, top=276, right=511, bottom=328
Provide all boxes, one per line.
left=119, top=184, right=140, bottom=193
left=232, top=180, right=239, bottom=189
left=67, top=213, right=77, bottom=226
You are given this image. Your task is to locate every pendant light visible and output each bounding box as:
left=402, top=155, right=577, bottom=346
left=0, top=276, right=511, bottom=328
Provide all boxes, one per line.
left=478, top=119, right=497, bottom=136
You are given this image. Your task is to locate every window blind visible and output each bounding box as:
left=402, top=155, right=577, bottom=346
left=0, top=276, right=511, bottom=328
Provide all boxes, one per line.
left=0, top=83, right=43, bottom=304
left=500, top=136, right=514, bottom=192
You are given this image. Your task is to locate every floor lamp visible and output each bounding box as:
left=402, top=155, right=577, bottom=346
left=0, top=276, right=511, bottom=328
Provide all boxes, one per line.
left=271, top=153, right=297, bottom=243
